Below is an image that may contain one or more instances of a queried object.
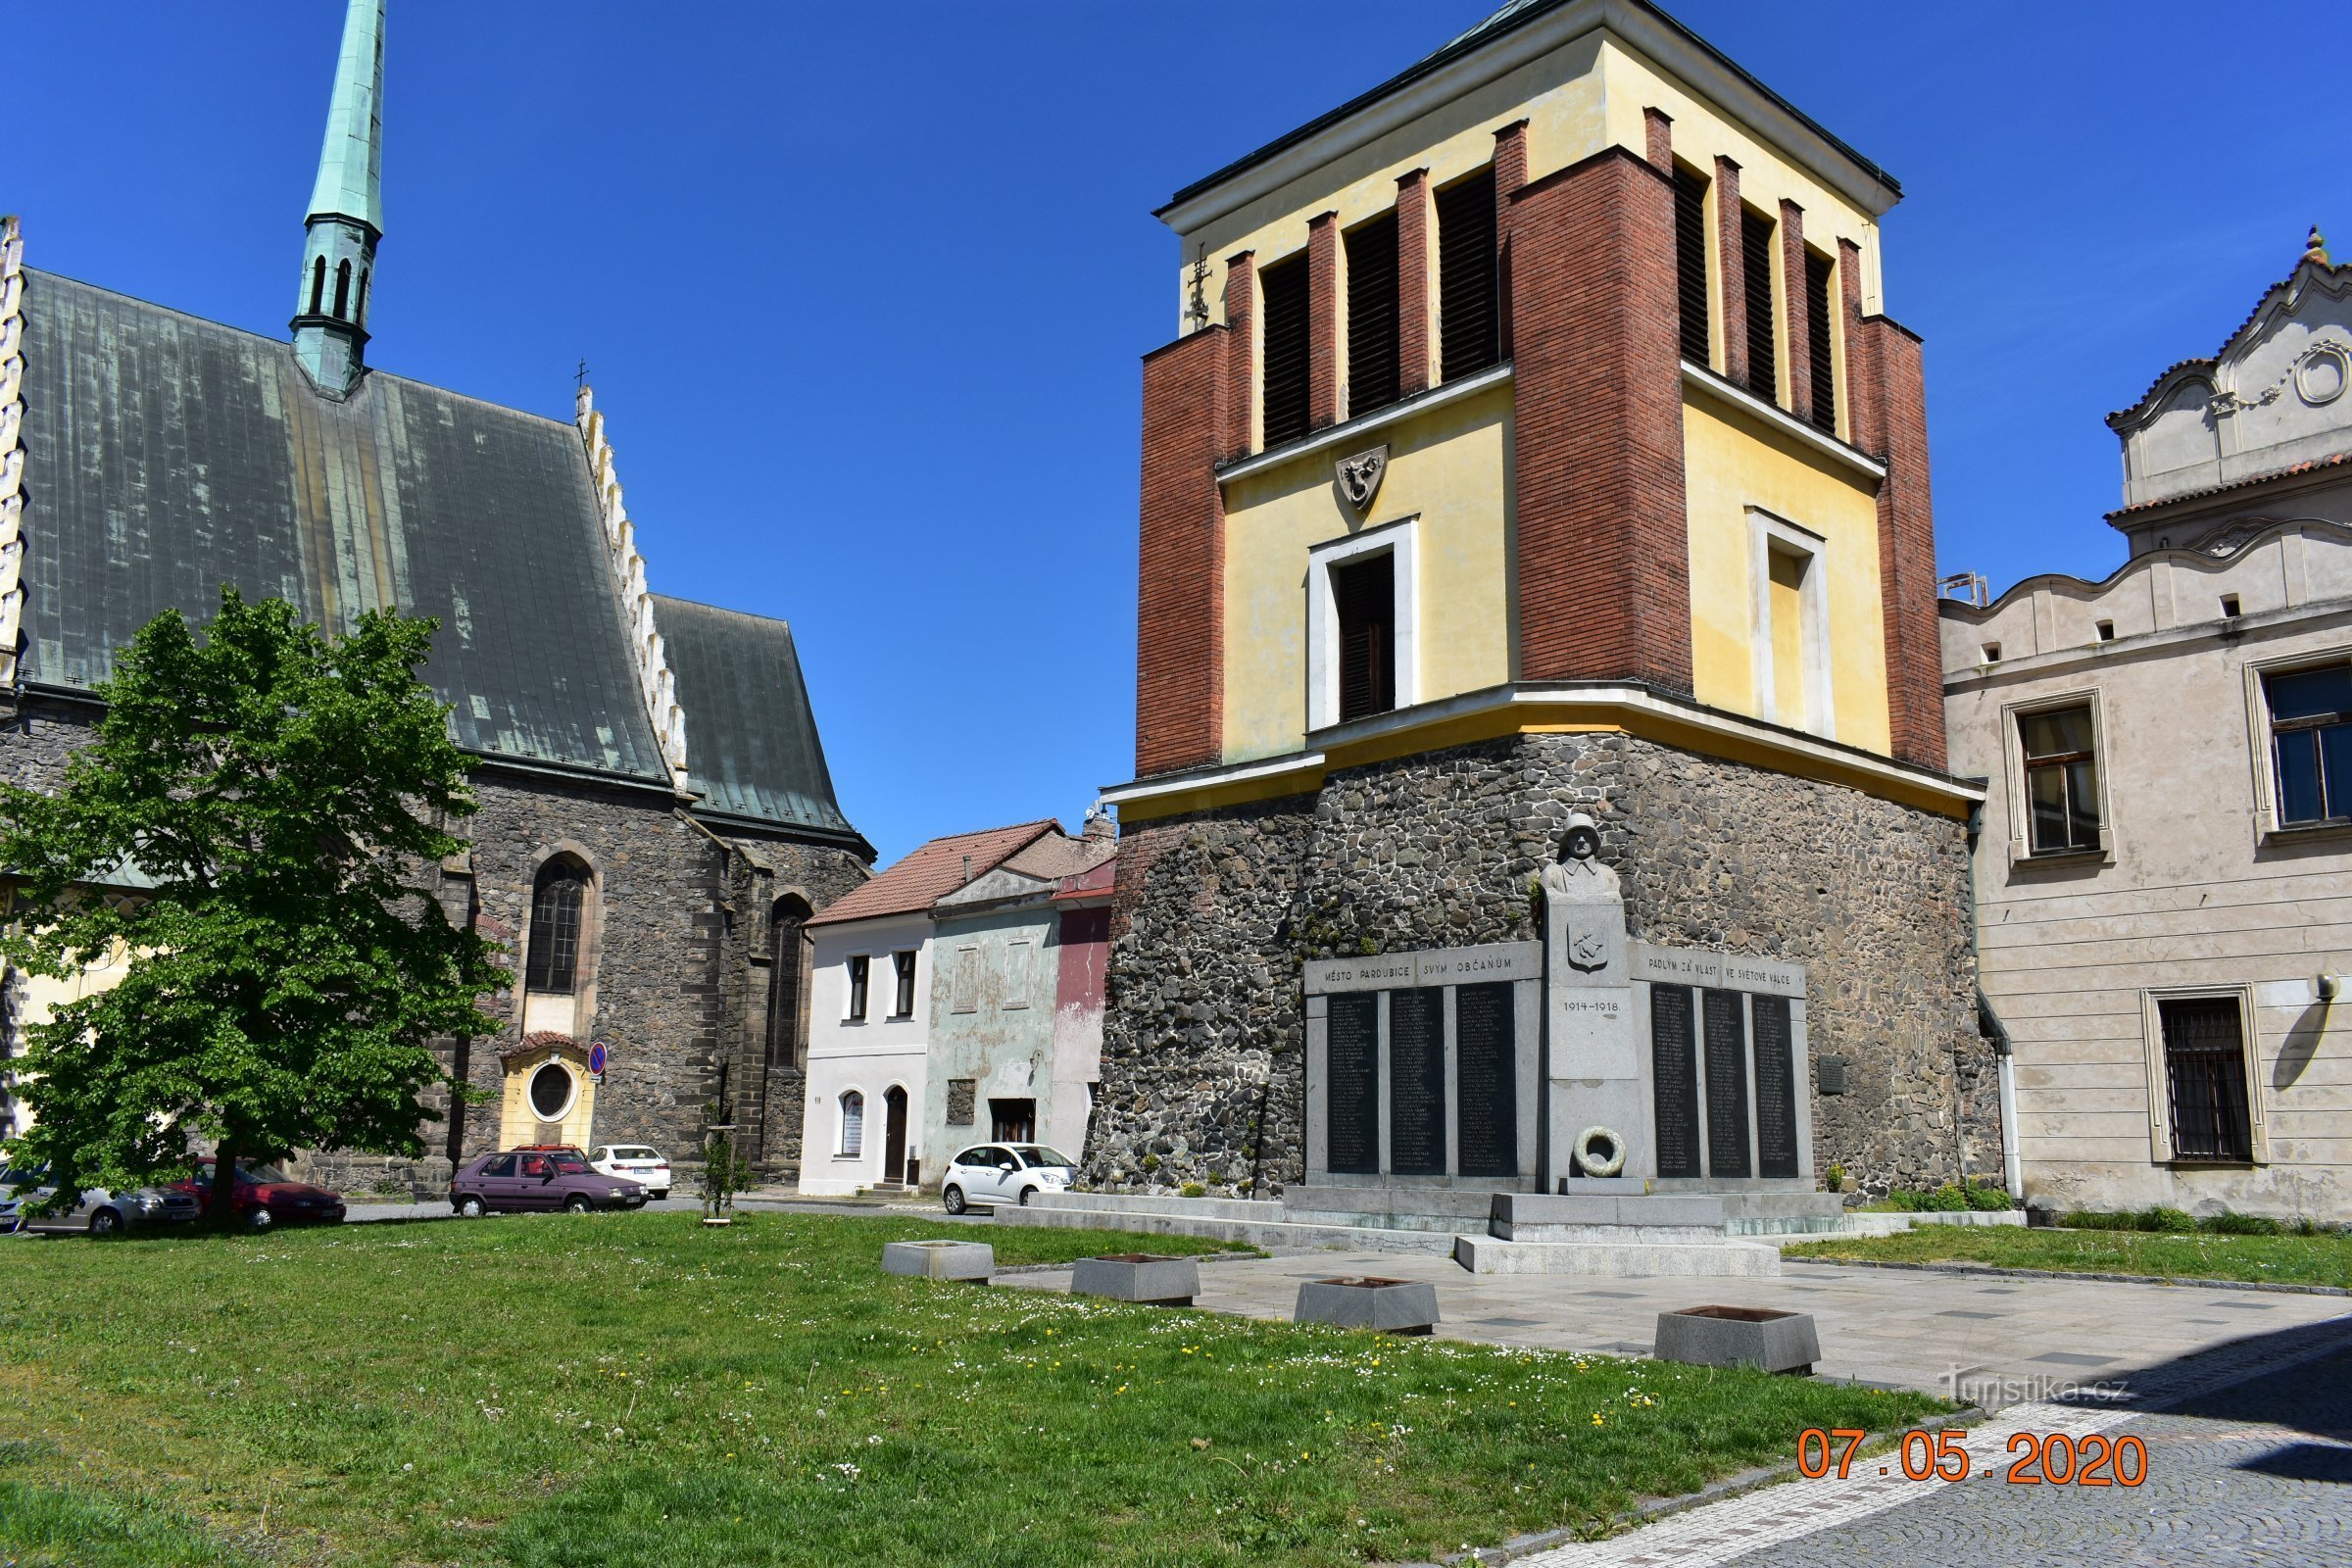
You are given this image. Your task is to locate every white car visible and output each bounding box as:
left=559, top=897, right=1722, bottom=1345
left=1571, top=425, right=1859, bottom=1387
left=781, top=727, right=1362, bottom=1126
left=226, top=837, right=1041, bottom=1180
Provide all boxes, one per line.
left=588, top=1145, right=671, bottom=1200
left=940, top=1144, right=1077, bottom=1214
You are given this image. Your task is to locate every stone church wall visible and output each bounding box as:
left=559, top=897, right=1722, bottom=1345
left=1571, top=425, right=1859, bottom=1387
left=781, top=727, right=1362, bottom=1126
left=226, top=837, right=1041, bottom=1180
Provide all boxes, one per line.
left=1091, top=732, right=1987, bottom=1200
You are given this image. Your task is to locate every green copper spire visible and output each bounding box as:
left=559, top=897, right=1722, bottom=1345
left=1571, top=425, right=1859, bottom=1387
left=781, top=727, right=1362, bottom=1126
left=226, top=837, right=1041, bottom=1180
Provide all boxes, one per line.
left=307, top=0, right=385, bottom=232
left=293, top=0, right=385, bottom=398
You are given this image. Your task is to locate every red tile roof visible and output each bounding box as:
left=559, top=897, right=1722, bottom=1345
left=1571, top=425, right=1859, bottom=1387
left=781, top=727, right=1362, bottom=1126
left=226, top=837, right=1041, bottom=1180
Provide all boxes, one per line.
left=806, top=820, right=1060, bottom=927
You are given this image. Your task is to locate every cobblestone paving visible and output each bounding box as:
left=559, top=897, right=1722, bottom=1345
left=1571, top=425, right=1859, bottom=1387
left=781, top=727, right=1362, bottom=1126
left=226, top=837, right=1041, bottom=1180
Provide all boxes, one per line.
left=1517, top=1317, right=2352, bottom=1567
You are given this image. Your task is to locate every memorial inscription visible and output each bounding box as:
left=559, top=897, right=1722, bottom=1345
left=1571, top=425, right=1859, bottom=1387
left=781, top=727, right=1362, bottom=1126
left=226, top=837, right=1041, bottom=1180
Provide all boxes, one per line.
left=1702, top=988, right=1752, bottom=1178
left=1649, top=983, right=1702, bottom=1178
left=1753, top=994, right=1799, bottom=1178
left=1326, top=992, right=1380, bottom=1175
left=1388, top=988, right=1447, bottom=1175
left=1454, top=981, right=1517, bottom=1177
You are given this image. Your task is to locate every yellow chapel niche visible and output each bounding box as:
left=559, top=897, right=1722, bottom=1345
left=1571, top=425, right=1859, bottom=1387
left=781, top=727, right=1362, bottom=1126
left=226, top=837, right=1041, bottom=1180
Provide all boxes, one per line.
left=497, top=1033, right=599, bottom=1150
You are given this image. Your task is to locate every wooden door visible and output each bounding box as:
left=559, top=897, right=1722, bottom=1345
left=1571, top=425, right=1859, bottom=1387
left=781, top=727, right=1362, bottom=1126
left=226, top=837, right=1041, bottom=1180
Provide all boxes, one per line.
left=882, top=1086, right=908, bottom=1185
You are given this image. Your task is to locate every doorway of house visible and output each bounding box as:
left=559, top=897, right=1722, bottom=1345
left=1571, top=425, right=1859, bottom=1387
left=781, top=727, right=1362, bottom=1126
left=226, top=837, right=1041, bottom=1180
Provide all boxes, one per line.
left=990, top=1097, right=1036, bottom=1144
left=882, top=1086, right=909, bottom=1185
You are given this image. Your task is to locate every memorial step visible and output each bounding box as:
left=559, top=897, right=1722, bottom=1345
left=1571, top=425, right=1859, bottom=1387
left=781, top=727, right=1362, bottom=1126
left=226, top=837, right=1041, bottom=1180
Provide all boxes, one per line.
left=1452, top=1235, right=1782, bottom=1277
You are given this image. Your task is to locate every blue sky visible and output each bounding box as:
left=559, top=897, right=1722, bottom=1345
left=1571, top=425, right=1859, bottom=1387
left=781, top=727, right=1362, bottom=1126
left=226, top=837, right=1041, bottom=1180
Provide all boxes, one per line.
left=12, top=3, right=2343, bottom=862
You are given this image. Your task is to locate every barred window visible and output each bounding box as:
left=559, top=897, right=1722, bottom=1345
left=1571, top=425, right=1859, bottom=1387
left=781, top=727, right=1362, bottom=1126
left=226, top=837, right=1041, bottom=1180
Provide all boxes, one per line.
left=524, top=859, right=588, bottom=993
left=2158, top=998, right=2252, bottom=1163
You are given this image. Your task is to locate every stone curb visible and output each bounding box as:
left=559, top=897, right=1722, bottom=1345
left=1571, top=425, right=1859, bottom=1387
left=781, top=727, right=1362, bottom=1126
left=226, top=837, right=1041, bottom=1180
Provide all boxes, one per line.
left=1397, top=1406, right=1988, bottom=1568
left=1784, top=1254, right=2352, bottom=1297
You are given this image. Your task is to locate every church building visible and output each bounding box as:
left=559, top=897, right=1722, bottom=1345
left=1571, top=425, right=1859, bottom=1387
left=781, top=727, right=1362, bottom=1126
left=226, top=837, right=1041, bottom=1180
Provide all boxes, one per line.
left=0, top=0, right=871, bottom=1187
left=1094, top=0, right=1992, bottom=1201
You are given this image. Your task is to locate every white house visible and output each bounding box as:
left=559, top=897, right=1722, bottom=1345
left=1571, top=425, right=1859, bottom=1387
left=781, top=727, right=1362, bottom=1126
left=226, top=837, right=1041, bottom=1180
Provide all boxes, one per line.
left=796, top=820, right=1059, bottom=1196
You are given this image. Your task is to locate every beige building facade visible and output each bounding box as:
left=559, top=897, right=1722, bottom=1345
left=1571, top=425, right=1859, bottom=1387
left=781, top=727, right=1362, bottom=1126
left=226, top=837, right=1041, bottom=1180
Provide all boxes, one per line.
left=1942, top=231, right=2352, bottom=1219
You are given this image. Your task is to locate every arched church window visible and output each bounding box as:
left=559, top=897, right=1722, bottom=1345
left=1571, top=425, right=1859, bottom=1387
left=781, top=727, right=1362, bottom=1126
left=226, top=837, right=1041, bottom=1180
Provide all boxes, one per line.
left=332, top=259, right=352, bottom=320
left=764, top=895, right=812, bottom=1073
left=840, top=1091, right=865, bottom=1156
left=525, top=858, right=590, bottom=994
left=355, top=270, right=368, bottom=327
left=309, top=256, right=327, bottom=316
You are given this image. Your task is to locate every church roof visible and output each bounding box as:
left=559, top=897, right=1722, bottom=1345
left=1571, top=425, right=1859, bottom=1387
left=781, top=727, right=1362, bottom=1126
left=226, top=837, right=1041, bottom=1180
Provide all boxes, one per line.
left=653, top=595, right=859, bottom=843
left=13, top=268, right=855, bottom=841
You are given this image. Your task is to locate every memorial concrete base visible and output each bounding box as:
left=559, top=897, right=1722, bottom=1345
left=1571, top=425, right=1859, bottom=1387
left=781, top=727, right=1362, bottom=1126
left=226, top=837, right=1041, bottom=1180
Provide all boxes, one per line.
left=880, top=1240, right=997, bottom=1281
left=1294, top=1276, right=1442, bottom=1334
left=1070, top=1253, right=1201, bottom=1306
left=1653, top=1304, right=1820, bottom=1375
left=1452, top=1235, right=1781, bottom=1277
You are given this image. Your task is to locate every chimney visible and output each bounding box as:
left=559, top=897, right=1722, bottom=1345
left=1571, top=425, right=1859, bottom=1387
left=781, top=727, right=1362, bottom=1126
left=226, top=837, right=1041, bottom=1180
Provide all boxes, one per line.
left=1083, top=801, right=1116, bottom=840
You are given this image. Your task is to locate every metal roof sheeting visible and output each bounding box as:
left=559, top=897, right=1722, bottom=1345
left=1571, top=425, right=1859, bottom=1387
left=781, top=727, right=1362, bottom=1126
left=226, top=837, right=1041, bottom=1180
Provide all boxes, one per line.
left=653, top=594, right=858, bottom=840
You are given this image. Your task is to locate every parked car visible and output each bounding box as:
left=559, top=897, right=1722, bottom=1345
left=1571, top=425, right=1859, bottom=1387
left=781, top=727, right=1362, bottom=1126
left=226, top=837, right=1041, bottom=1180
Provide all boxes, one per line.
left=588, top=1144, right=671, bottom=1200
left=168, top=1159, right=347, bottom=1230
left=449, top=1150, right=647, bottom=1216
left=0, top=1164, right=202, bottom=1236
left=940, top=1144, right=1077, bottom=1214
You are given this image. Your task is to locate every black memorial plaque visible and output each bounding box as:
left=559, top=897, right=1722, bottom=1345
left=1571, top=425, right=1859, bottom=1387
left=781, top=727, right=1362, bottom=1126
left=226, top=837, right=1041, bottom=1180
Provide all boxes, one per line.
left=1454, top=981, right=1517, bottom=1177
left=1324, top=992, right=1380, bottom=1175
left=1703, top=988, right=1752, bottom=1178
left=1387, top=987, right=1448, bottom=1175
left=1649, top=983, right=1702, bottom=1178
left=1752, top=995, right=1799, bottom=1178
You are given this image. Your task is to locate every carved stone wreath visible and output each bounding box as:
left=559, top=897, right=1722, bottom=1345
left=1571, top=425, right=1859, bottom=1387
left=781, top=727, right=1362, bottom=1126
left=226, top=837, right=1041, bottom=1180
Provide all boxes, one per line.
left=1335, top=445, right=1388, bottom=512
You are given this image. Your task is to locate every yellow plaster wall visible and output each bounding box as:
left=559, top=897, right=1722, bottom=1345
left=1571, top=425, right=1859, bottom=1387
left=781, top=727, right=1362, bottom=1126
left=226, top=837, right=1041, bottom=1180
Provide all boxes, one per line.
left=6, top=943, right=136, bottom=1135
left=1682, top=392, right=1891, bottom=754
left=497, top=1054, right=599, bottom=1152
left=1220, top=385, right=1515, bottom=763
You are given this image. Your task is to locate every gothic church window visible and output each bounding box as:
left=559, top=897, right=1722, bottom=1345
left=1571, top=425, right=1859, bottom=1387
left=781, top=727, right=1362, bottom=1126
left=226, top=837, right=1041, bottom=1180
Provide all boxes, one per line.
left=1436, top=166, right=1498, bottom=382
left=333, top=259, right=353, bottom=320
left=525, top=858, right=589, bottom=994
left=764, top=895, right=811, bottom=1071
left=309, top=256, right=327, bottom=316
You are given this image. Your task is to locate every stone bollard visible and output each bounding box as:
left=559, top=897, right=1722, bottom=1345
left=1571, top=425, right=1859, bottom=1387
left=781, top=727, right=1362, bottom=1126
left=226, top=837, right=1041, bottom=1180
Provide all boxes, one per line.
left=880, top=1240, right=996, bottom=1282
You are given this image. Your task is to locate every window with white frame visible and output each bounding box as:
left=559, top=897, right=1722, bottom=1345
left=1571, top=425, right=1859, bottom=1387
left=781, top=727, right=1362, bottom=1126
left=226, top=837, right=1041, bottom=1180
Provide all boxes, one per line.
left=1307, top=518, right=1418, bottom=731
left=845, top=955, right=869, bottom=1022
left=890, top=950, right=918, bottom=1019
left=1747, top=510, right=1833, bottom=737
left=839, top=1090, right=865, bottom=1156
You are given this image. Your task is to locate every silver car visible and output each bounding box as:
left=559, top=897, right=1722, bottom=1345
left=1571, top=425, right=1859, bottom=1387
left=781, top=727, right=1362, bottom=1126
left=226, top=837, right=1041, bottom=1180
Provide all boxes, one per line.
left=1, top=1165, right=202, bottom=1236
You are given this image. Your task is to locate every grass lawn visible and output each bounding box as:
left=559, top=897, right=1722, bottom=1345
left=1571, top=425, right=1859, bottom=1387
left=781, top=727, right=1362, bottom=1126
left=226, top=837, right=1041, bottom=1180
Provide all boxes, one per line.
left=1, top=1211, right=1944, bottom=1568
left=1786, top=1224, right=2352, bottom=1289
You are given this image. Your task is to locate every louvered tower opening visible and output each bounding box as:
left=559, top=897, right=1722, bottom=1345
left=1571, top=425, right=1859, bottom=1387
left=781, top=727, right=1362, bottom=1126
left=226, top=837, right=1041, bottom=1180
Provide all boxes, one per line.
left=1740, top=208, right=1777, bottom=402
left=1436, top=168, right=1498, bottom=381
left=1347, top=211, right=1401, bottom=418
left=1804, top=250, right=1837, bottom=433
left=1260, top=253, right=1311, bottom=449
left=1674, top=168, right=1710, bottom=366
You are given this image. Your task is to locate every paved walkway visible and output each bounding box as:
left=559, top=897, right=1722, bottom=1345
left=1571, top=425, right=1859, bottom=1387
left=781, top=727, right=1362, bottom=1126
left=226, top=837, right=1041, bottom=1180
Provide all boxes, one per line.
left=995, top=1248, right=2352, bottom=1408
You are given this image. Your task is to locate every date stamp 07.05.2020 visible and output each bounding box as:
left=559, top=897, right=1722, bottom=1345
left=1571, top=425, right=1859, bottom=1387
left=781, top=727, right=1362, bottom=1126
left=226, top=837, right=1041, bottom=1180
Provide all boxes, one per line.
left=1797, top=1428, right=2148, bottom=1487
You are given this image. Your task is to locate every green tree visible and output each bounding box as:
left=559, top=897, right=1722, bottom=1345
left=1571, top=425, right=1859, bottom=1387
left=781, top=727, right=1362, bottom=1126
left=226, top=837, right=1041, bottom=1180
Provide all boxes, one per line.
left=0, top=589, right=501, bottom=1224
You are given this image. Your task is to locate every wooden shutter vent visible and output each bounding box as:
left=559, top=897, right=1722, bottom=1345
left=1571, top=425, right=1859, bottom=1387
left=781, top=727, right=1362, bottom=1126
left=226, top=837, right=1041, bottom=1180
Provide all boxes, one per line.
left=1674, top=168, right=1709, bottom=366
left=1334, top=554, right=1396, bottom=724
left=1436, top=168, right=1498, bottom=382
left=1805, top=250, right=1836, bottom=432
left=1259, top=254, right=1311, bottom=449
left=1740, top=208, right=1777, bottom=402
left=1346, top=211, right=1401, bottom=418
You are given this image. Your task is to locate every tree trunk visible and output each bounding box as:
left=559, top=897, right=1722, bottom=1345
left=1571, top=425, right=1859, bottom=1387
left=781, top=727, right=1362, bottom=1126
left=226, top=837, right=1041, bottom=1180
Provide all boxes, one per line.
left=206, top=1136, right=240, bottom=1229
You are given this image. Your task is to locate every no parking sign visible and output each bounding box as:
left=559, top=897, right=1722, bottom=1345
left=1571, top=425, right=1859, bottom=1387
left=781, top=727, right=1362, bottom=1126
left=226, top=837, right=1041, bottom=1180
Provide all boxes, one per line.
left=588, top=1041, right=608, bottom=1082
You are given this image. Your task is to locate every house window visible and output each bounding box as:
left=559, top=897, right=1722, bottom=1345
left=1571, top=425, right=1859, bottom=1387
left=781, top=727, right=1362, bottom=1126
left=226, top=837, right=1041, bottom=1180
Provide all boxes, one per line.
left=1346, top=209, right=1400, bottom=417
left=1740, top=208, right=1777, bottom=402
left=2020, top=706, right=2102, bottom=854
left=990, top=1097, right=1037, bottom=1144
left=1435, top=166, right=1498, bottom=381
left=1804, top=249, right=1836, bottom=432
left=839, top=1091, right=865, bottom=1156
left=2266, top=664, right=2352, bottom=826
left=1335, top=554, right=1396, bottom=723
left=891, top=950, right=917, bottom=1019
left=524, top=858, right=588, bottom=994
left=1259, top=252, right=1310, bottom=448
left=845, top=955, right=870, bottom=1022
left=764, top=896, right=811, bottom=1071
left=2158, top=998, right=2252, bottom=1163
left=1673, top=167, right=1710, bottom=366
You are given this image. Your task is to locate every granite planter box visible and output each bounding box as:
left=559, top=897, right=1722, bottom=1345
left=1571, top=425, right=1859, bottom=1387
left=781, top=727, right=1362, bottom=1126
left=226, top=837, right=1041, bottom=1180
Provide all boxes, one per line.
left=1653, top=1304, right=1819, bottom=1375
left=880, top=1240, right=996, bottom=1282
left=1294, top=1276, right=1440, bottom=1335
left=1070, top=1252, right=1200, bottom=1306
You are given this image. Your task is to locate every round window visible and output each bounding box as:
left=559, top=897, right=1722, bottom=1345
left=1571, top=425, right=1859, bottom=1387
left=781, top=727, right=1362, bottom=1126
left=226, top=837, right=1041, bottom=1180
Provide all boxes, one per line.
left=529, top=1062, right=576, bottom=1121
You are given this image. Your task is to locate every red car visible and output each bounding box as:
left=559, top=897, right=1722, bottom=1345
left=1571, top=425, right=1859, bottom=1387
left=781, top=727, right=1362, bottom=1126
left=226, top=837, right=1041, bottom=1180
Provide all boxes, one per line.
left=171, top=1159, right=348, bottom=1230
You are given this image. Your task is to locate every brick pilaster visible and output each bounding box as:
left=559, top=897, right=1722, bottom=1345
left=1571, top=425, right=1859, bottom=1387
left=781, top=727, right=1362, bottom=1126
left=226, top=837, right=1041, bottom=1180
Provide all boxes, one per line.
left=1835, top=237, right=1944, bottom=771
left=1781, top=199, right=1812, bottom=426
left=1136, top=327, right=1229, bottom=776
left=1508, top=146, right=1691, bottom=692
left=1396, top=169, right=1433, bottom=398
left=1307, top=211, right=1339, bottom=430
left=1222, top=250, right=1255, bottom=460
left=1494, top=121, right=1529, bottom=360
left=1713, top=156, right=1746, bottom=389
left=1642, top=107, right=1673, bottom=172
